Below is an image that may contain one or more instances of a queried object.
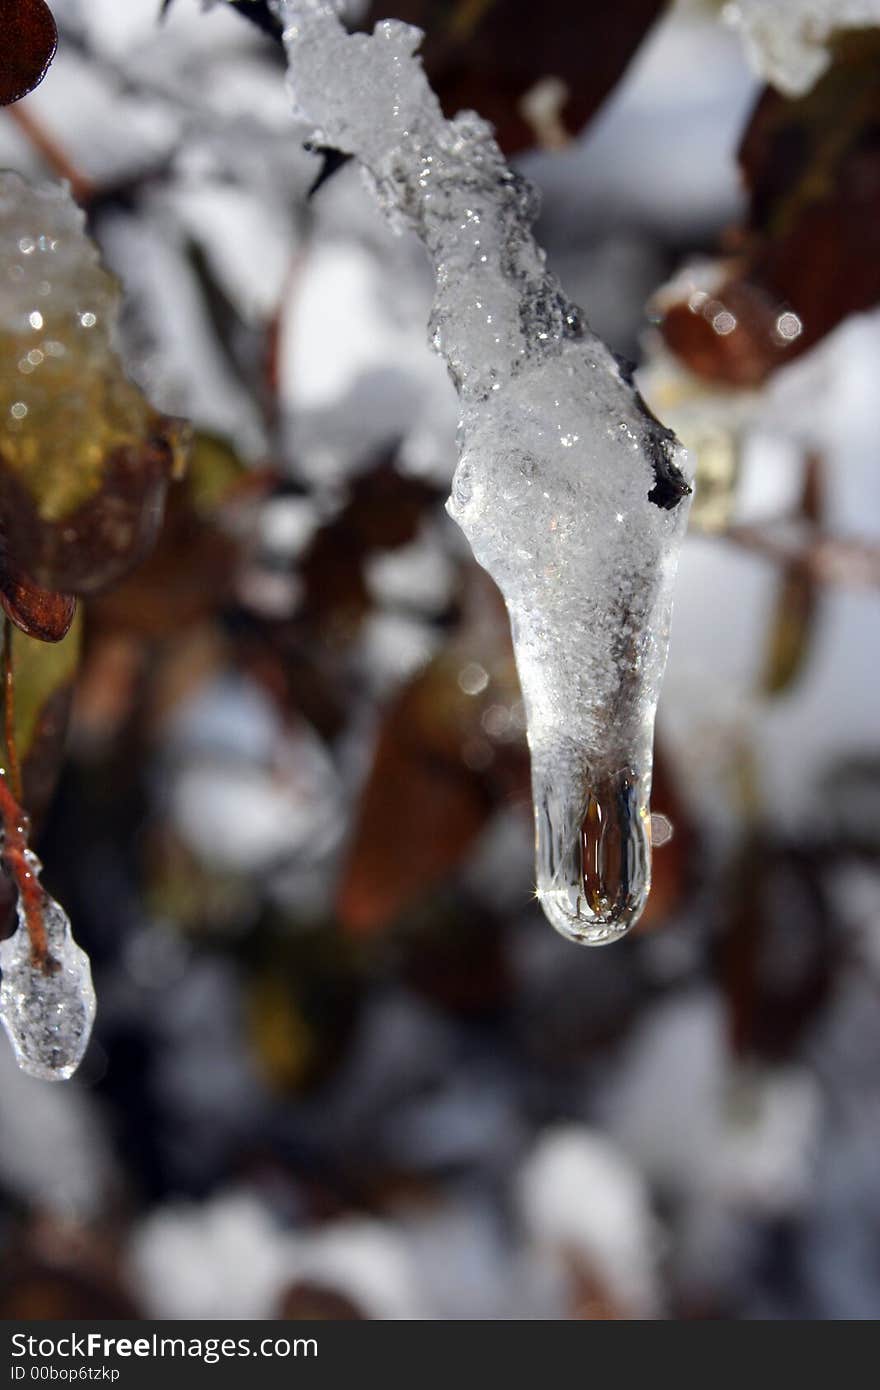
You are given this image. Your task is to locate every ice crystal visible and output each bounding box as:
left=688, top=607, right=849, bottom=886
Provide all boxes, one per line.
left=276, top=1, right=693, bottom=943
left=0, top=851, right=95, bottom=1081
left=723, top=0, right=880, bottom=96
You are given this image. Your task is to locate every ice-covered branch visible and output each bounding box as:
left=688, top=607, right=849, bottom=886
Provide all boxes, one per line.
left=275, top=0, right=693, bottom=944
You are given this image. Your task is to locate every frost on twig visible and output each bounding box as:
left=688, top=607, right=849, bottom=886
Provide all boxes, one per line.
left=275, top=0, right=693, bottom=943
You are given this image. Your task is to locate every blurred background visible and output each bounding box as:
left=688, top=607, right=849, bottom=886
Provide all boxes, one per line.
left=1, top=0, right=879, bottom=1319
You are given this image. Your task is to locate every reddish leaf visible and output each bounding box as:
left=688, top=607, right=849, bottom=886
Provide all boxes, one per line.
left=0, top=563, right=75, bottom=642
left=661, top=31, right=880, bottom=385
left=294, top=458, right=440, bottom=653
left=336, top=669, right=493, bottom=934
left=0, top=415, right=190, bottom=595
left=660, top=281, right=786, bottom=389
left=337, top=574, right=528, bottom=935
left=0, top=0, right=57, bottom=107
left=84, top=433, right=250, bottom=641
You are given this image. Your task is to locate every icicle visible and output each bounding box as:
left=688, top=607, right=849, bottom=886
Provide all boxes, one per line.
left=275, top=1, right=693, bottom=943
left=0, top=774, right=95, bottom=1080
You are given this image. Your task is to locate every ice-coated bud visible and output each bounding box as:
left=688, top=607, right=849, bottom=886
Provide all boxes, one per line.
left=0, top=872, right=95, bottom=1081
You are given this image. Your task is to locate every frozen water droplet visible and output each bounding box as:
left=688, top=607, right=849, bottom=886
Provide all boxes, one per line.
left=0, top=883, right=96, bottom=1081
left=649, top=810, right=673, bottom=848
left=535, top=764, right=651, bottom=945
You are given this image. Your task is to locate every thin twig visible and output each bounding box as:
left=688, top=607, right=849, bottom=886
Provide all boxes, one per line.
left=7, top=102, right=94, bottom=205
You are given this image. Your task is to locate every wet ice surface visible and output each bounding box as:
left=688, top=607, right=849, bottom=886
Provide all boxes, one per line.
left=0, top=171, right=154, bottom=525
left=277, top=0, right=692, bottom=942
left=0, top=855, right=96, bottom=1081
left=723, top=0, right=880, bottom=96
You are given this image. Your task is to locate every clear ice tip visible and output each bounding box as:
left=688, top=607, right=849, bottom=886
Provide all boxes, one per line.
left=534, top=766, right=652, bottom=946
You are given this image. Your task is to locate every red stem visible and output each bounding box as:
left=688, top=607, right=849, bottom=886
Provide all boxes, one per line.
left=0, top=620, right=49, bottom=971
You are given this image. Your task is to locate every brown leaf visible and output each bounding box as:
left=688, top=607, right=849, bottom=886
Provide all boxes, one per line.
left=661, top=31, right=880, bottom=385
left=336, top=673, right=493, bottom=934
left=297, top=458, right=441, bottom=643
left=0, top=415, right=189, bottom=595
left=660, top=281, right=785, bottom=390
left=84, top=432, right=250, bottom=641
left=337, top=573, right=527, bottom=934
left=0, top=0, right=57, bottom=107
left=363, top=0, right=665, bottom=154
left=0, top=563, right=75, bottom=642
